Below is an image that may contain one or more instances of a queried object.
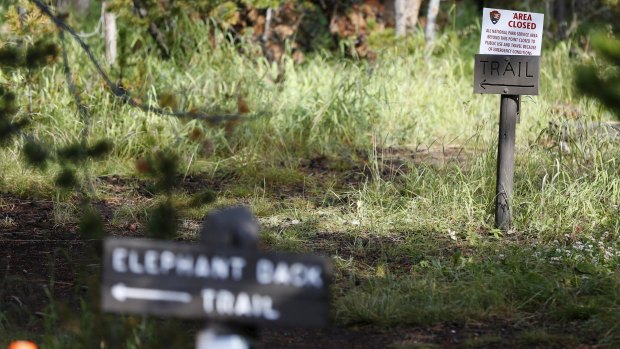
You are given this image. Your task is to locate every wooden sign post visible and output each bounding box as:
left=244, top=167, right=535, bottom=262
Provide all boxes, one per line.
left=475, top=8, right=544, bottom=230
left=101, top=207, right=331, bottom=348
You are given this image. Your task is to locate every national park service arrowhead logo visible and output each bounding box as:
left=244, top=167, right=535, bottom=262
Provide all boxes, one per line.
left=490, top=10, right=501, bottom=24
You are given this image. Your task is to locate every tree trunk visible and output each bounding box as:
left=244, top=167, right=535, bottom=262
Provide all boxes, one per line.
left=103, top=1, right=117, bottom=66
left=395, top=0, right=423, bottom=37
left=395, top=0, right=406, bottom=37
left=262, top=8, right=273, bottom=42
left=544, top=0, right=553, bottom=32
left=425, top=0, right=441, bottom=44
left=554, top=0, right=568, bottom=40
left=408, top=0, right=423, bottom=28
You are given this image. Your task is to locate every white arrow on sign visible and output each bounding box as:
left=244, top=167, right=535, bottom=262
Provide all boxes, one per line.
left=111, top=283, right=192, bottom=303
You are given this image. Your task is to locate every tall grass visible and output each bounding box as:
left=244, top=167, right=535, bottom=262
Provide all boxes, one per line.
left=1, top=14, right=606, bottom=174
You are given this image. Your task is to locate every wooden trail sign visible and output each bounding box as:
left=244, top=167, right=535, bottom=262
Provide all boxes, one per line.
left=475, top=8, right=544, bottom=230
left=475, top=8, right=543, bottom=97
left=474, top=54, right=540, bottom=95
left=102, top=237, right=331, bottom=328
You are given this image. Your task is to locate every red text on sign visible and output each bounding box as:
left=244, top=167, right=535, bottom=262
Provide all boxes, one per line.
left=508, top=12, right=536, bottom=30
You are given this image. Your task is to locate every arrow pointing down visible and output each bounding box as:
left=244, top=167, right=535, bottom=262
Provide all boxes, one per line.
left=111, top=283, right=192, bottom=303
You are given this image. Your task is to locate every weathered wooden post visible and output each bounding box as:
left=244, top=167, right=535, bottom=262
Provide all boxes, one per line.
left=101, top=206, right=331, bottom=347
left=495, top=95, right=518, bottom=229
left=474, top=8, right=544, bottom=230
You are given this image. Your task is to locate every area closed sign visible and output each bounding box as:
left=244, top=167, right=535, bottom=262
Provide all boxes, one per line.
left=475, top=8, right=544, bottom=95
left=102, top=238, right=331, bottom=328
left=480, top=8, right=544, bottom=56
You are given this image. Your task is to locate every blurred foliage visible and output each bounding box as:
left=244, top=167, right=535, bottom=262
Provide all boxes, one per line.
left=2, top=1, right=56, bottom=38
left=604, top=0, right=620, bottom=7
left=136, top=150, right=179, bottom=193
left=575, top=33, right=620, bottom=119
left=22, top=139, right=49, bottom=169
left=147, top=200, right=179, bottom=239
left=104, top=0, right=368, bottom=61
left=55, top=167, right=79, bottom=188
left=135, top=150, right=216, bottom=239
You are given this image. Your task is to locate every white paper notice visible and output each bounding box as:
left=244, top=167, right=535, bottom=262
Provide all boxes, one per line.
left=480, top=8, right=544, bottom=56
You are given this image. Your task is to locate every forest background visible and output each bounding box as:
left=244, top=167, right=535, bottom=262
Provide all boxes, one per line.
left=1, top=0, right=620, bottom=348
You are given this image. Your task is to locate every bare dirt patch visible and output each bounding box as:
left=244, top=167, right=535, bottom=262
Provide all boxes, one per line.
left=0, top=196, right=84, bottom=327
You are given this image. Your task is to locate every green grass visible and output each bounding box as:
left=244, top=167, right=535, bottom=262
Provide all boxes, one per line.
left=1, top=5, right=620, bottom=348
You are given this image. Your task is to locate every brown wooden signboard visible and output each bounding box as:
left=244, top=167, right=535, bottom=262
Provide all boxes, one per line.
left=474, top=54, right=540, bottom=95
left=102, top=238, right=331, bottom=328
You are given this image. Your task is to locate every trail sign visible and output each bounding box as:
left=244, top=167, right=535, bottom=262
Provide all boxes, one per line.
left=480, top=8, right=544, bottom=56
left=474, top=54, right=540, bottom=95
left=102, top=237, right=331, bottom=328
left=474, top=8, right=545, bottom=231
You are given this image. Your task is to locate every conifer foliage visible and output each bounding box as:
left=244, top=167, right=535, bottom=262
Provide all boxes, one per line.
left=575, top=34, right=620, bottom=119
left=0, top=3, right=114, bottom=253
